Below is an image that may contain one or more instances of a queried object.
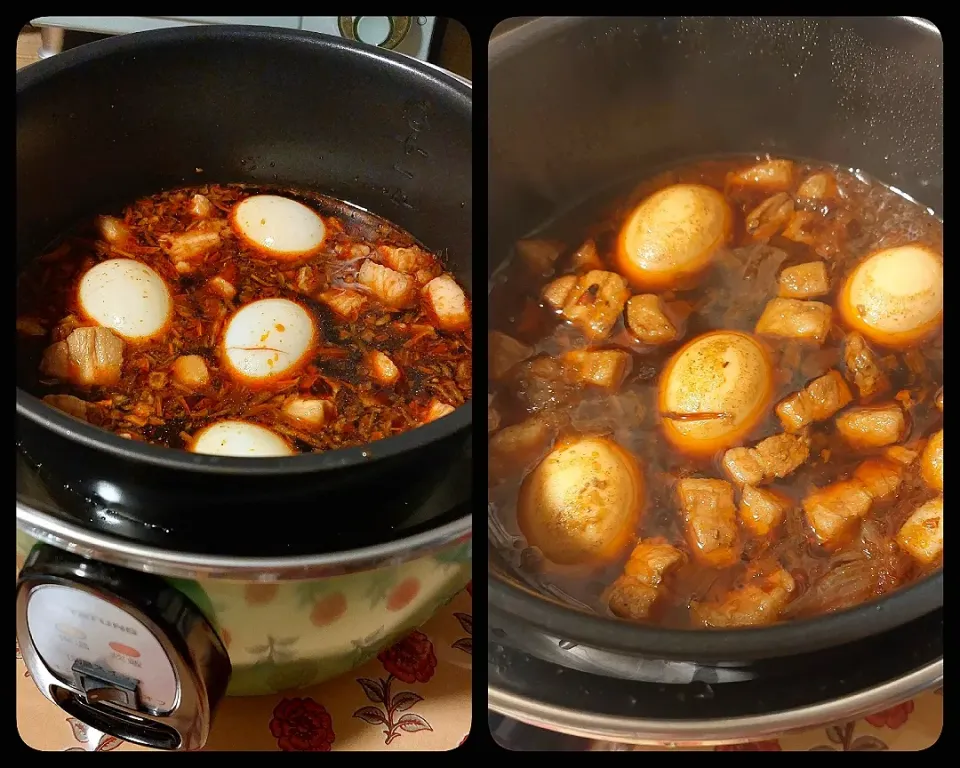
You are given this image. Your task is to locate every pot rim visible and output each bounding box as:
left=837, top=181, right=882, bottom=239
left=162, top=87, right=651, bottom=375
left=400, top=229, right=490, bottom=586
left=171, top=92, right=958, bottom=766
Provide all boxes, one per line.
left=488, top=567, right=943, bottom=662
left=488, top=658, right=942, bottom=746
left=17, top=498, right=471, bottom=581
left=16, top=23, right=472, bottom=477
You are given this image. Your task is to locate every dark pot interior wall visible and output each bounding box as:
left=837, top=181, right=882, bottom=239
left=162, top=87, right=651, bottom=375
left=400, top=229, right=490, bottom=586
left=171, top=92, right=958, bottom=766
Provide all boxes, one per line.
left=488, top=17, right=942, bottom=264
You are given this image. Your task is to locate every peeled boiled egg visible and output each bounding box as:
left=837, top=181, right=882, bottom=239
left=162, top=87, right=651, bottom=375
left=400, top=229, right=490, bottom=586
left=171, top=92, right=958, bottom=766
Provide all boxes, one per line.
left=222, top=298, right=316, bottom=383
left=517, top=436, right=643, bottom=566
left=230, top=195, right=326, bottom=260
left=615, top=183, right=732, bottom=290
left=659, top=331, right=773, bottom=456
left=77, top=258, right=172, bottom=341
left=838, top=244, right=943, bottom=348
left=190, top=420, right=293, bottom=457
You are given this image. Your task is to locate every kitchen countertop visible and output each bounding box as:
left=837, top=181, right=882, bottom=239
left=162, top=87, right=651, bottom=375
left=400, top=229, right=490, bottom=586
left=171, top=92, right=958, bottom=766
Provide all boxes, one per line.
left=17, top=584, right=471, bottom=751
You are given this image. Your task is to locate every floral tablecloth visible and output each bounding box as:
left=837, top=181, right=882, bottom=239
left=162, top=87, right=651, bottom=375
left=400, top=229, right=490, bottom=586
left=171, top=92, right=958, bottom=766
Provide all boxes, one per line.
left=590, top=687, right=942, bottom=751
left=16, top=583, right=471, bottom=751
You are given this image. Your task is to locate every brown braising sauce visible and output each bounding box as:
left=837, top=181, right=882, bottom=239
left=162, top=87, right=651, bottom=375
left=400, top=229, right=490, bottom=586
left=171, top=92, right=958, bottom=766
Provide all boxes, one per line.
left=17, top=184, right=471, bottom=456
left=488, top=156, right=942, bottom=629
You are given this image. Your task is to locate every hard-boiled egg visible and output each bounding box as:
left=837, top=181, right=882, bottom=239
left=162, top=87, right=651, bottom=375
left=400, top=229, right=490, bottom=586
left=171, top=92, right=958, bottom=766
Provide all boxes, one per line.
left=659, top=331, right=773, bottom=456
left=838, top=244, right=943, bottom=348
left=517, top=436, right=643, bottom=566
left=230, top=195, right=326, bottom=260
left=221, top=298, right=316, bottom=383
left=190, top=420, right=293, bottom=457
left=77, top=258, right=172, bottom=342
left=615, top=183, right=732, bottom=290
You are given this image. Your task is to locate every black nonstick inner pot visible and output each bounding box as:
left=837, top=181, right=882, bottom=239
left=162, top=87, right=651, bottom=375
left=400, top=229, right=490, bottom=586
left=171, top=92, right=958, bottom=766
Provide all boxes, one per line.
left=16, top=26, right=472, bottom=540
left=488, top=16, right=942, bottom=662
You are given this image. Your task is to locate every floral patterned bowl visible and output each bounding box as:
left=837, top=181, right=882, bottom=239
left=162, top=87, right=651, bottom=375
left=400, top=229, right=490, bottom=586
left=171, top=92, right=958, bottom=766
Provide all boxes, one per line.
left=16, top=531, right=471, bottom=697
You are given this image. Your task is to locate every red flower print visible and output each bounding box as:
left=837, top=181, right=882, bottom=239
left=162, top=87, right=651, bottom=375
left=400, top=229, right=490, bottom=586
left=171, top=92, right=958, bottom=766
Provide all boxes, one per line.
left=808, top=722, right=889, bottom=751
left=16, top=640, right=30, bottom=678
left=865, top=700, right=915, bottom=729
left=353, top=677, right=434, bottom=746
left=716, top=740, right=782, bottom=751
left=269, top=697, right=336, bottom=751
left=65, top=718, right=123, bottom=751
left=356, top=631, right=438, bottom=744
left=452, top=612, right=472, bottom=655
left=378, top=630, right=437, bottom=685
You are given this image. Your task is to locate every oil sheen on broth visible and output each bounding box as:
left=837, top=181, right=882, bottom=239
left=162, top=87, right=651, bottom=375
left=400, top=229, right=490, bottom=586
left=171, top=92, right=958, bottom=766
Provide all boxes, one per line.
left=17, top=185, right=472, bottom=457
left=488, top=156, right=942, bottom=629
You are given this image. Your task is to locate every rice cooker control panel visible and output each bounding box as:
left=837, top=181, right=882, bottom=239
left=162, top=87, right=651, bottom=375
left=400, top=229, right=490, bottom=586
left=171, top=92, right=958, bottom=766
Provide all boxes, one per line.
left=15, top=545, right=231, bottom=751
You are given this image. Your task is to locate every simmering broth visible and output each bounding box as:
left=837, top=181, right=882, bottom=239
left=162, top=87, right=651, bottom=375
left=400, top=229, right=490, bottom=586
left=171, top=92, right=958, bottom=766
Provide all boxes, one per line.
left=488, top=156, right=942, bottom=629
left=17, top=184, right=472, bottom=456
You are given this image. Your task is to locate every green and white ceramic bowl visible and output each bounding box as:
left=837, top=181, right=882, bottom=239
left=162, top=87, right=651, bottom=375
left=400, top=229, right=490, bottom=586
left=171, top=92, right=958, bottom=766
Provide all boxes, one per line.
left=15, top=454, right=470, bottom=750
left=16, top=526, right=471, bottom=697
